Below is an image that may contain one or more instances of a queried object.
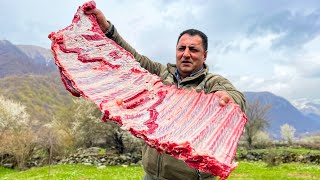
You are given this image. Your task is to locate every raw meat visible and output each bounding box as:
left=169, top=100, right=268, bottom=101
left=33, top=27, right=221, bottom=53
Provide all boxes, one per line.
left=48, top=1, right=247, bottom=179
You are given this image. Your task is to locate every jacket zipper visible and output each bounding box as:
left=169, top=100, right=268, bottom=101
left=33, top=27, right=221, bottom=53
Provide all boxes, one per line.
left=196, top=169, right=202, bottom=180
left=156, top=153, right=162, bottom=179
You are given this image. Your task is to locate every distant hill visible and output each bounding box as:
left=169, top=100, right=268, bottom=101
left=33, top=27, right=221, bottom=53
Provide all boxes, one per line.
left=244, top=91, right=320, bottom=138
left=292, top=99, right=320, bottom=126
left=292, top=98, right=320, bottom=116
left=0, top=40, right=56, bottom=78
left=17, top=44, right=55, bottom=67
left=0, top=73, right=74, bottom=122
left=0, top=40, right=74, bottom=122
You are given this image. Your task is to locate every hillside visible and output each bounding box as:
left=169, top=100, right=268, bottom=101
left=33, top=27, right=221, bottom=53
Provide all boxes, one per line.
left=0, top=40, right=56, bottom=78
left=0, top=40, right=74, bottom=122
left=0, top=40, right=34, bottom=77
left=0, top=73, right=74, bottom=122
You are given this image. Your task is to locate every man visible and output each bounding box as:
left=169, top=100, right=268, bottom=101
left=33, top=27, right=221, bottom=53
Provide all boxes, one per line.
left=85, top=8, right=246, bottom=180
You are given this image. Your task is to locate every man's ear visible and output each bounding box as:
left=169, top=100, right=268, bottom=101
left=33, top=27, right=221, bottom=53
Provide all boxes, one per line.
left=203, top=51, right=208, bottom=62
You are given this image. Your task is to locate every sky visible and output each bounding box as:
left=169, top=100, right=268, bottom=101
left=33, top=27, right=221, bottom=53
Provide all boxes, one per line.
left=1, top=0, right=319, bottom=101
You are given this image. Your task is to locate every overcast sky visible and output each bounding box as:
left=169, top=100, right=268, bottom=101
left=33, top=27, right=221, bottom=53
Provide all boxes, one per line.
left=1, top=0, right=319, bottom=101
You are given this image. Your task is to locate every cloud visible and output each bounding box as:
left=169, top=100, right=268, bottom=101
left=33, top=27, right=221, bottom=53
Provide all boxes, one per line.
left=273, top=65, right=297, bottom=81
left=230, top=59, right=320, bottom=100
left=294, top=53, right=320, bottom=79
left=247, top=9, right=320, bottom=49
left=1, top=0, right=320, bottom=100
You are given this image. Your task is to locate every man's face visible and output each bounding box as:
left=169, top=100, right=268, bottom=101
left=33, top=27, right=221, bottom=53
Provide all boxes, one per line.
left=176, top=34, right=207, bottom=79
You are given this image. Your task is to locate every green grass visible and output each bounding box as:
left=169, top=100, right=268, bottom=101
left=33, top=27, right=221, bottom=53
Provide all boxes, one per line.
left=228, top=161, right=320, bottom=180
left=0, top=165, right=144, bottom=180
left=0, top=167, right=16, bottom=177
left=237, top=147, right=320, bottom=155
left=275, top=148, right=320, bottom=154
left=1, top=162, right=319, bottom=180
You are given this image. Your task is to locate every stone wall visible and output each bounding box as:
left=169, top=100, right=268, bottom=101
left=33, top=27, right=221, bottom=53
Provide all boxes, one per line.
left=57, top=147, right=142, bottom=167
left=236, top=150, right=320, bottom=164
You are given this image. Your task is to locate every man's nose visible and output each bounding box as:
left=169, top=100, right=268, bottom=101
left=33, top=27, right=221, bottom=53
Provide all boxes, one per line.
left=183, top=48, right=191, bottom=58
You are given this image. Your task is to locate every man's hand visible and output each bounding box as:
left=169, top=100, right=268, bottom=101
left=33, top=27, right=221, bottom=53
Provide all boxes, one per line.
left=85, top=8, right=110, bottom=33
left=214, top=91, right=235, bottom=106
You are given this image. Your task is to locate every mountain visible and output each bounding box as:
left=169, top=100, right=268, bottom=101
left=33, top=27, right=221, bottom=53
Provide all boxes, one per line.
left=291, top=98, right=320, bottom=116
left=0, top=73, right=74, bottom=122
left=0, top=40, right=73, bottom=122
left=0, top=40, right=34, bottom=77
left=17, top=44, right=55, bottom=67
left=244, top=92, right=320, bottom=138
left=291, top=98, right=320, bottom=124
left=0, top=40, right=56, bottom=78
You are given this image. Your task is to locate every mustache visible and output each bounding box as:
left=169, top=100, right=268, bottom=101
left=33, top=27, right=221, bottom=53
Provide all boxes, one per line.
left=180, top=58, right=193, bottom=63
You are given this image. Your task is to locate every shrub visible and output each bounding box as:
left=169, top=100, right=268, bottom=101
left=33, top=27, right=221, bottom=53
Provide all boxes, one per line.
left=243, top=100, right=270, bottom=149
left=53, top=98, right=143, bottom=155
left=252, top=131, right=273, bottom=149
left=280, top=124, right=296, bottom=145
left=0, top=96, right=37, bottom=169
left=36, top=122, right=76, bottom=158
left=297, top=134, right=320, bottom=150
left=1, top=131, right=37, bottom=169
left=264, top=150, right=282, bottom=167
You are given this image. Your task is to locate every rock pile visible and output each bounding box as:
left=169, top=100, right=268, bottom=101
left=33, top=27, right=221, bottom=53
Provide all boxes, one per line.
left=58, top=147, right=142, bottom=167
left=236, top=150, right=320, bottom=164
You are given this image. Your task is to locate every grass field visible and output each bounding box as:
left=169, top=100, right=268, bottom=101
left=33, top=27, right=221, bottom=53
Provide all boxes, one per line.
left=230, top=161, right=320, bottom=179
left=0, top=161, right=319, bottom=180
left=237, top=148, right=320, bottom=155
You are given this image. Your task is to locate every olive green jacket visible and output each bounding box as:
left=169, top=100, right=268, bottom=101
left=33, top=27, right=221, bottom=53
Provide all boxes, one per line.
left=105, top=22, right=246, bottom=180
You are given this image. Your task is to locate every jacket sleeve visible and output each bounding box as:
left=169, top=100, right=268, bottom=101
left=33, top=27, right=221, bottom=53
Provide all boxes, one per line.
left=206, top=75, right=246, bottom=112
left=104, top=21, right=166, bottom=76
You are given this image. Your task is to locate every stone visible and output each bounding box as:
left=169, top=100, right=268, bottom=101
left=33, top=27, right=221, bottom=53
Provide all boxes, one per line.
left=83, top=162, right=93, bottom=166
left=3, top=163, right=14, bottom=168
left=97, top=165, right=106, bottom=169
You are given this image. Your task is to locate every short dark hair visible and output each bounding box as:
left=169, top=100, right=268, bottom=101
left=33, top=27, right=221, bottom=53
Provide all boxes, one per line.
left=177, top=29, right=208, bottom=51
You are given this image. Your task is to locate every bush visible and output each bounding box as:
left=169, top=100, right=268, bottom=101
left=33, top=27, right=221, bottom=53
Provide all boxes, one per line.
left=296, top=134, right=320, bottom=150
left=52, top=98, right=144, bottom=155
left=280, top=124, right=296, bottom=145
left=122, top=131, right=144, bottom=154
left=36, top=122, right=76, bottom=158
left=236, top=148, right=320, bottom=165
left=0, top=96, right=37, bottom=169
left=264, top=150, right=282, bottom=167
left=252, top=131, right=273, bottom=149
left=2, top=132, right=38, bottom=169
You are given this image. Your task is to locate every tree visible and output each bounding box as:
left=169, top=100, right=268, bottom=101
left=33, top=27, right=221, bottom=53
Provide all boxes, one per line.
left=52, top=97, right=143, bottom=154
left=36, top=121, right=75, bottom=158
left=280, top=123, right=295, bottom=144
left=0, top=96, right=29, bottom=136
left=70, top=98, right=143, bottom=154
left=252, top=131, right=272, bottom=148
left=0, top=96, right=37, bottom=169
left=72, top=98, right=107, bottom=147
left=103, top=121, right=143, bottom=154
left=52, top=98, right=107, bottom=149
left=243, top=100, right=271, bottom=149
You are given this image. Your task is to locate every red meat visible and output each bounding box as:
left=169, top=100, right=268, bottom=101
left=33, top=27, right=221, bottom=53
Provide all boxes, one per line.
left=48, top=1, right=247, bottom=179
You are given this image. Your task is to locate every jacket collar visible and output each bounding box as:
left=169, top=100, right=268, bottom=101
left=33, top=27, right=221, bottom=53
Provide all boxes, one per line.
left=167, top=63, right=209, bottom=83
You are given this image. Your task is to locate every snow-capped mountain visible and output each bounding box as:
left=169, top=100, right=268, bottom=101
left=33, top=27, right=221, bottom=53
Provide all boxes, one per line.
left=291, top=98, right=320, bottom=116
left=0, top=40, right=56, bottom=77
left=244, top=92, right=320, bottom=138
left=17, top=45, right=54, bottom=66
